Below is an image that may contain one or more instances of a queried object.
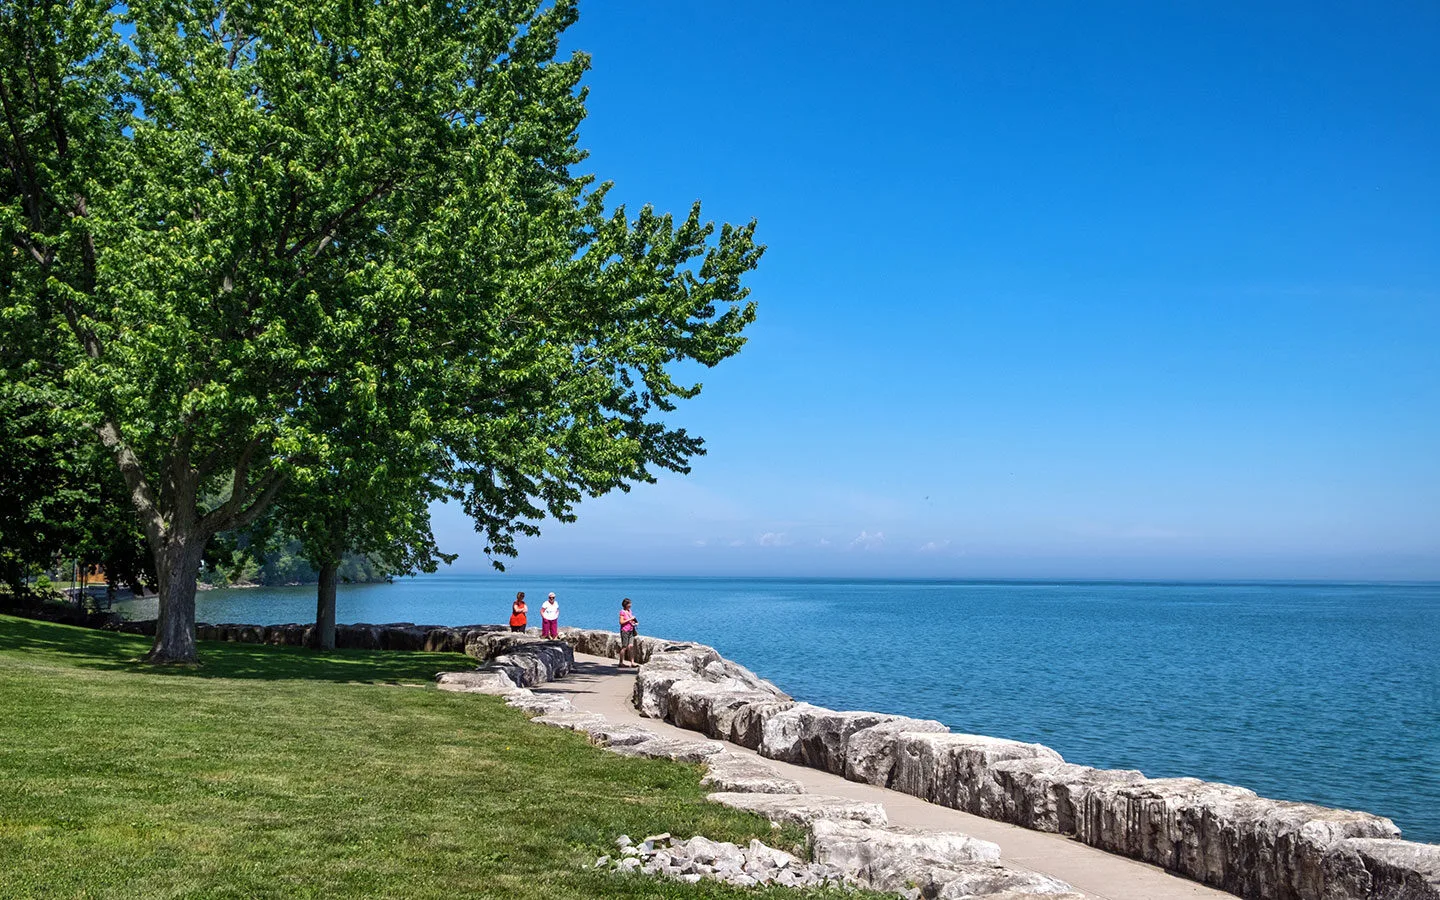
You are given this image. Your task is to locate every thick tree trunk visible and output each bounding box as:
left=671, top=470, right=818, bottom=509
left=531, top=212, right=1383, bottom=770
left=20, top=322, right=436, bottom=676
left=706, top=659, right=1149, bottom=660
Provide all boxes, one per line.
left=313, top=558, right=339, bottom=651
left=148, top=531, right=207, bottom=664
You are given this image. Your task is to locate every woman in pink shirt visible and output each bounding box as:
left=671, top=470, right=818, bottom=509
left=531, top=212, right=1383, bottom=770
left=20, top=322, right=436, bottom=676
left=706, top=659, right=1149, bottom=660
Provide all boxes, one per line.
left=618, top=598, right=639, bottom=667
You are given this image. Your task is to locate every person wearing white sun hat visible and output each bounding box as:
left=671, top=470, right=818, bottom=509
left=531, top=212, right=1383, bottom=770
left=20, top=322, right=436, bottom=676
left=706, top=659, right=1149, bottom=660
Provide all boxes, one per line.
left=540, top=592, right=560, bottom=638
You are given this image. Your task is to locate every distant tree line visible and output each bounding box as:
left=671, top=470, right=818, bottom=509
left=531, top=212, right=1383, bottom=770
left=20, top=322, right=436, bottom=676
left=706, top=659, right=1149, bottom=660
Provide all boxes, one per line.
left=202, top=539, right=395, bottom=589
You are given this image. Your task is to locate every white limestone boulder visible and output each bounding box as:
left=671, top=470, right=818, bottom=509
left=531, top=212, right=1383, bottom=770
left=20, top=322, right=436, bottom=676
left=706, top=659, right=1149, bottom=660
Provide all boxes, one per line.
left=435, top=669, right=520, bottom=694
left=845, top=717, right=951, bottom=787
left=848, top=854, right=1077, bottom=899
left=556, top=627, right=619, bottom=659
left=610, top=736, right=727, bottom=763
left=667, top=679, right=773, bottom=736
left=892, top=732, right=1064, bottom=816
left=760, top=704, right=901, bottom=775
left=1322, top=837, right=1440, bottom=900
left=491, top=643, right=573, bottom=687
left=988, top=758, right=1145, bottom=834
left=700, top=751, right=805, bottom=794
left=632, top=648, right=718, bottom=718
left=580, top=721, right=658, bottom=748
left=501, top=689, right=574, bottom=716
left=1210, top=798, right=1401, bottom=900
left=1077, top=778, right=1403, bottom=899
left=809, top=819, right=1000, bottom=876
left=725, top=699, right=797, bottom=750
left=699, top=657, right=788, bottom=697
left=706, top=792, right=887, bottom=827
left=531, top=710, right=608, bottom=732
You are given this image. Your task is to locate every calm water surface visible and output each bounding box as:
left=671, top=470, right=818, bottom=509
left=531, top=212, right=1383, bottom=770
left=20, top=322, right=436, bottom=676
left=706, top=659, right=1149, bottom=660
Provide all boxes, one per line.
left=117, top=576, right=1440, bottom=842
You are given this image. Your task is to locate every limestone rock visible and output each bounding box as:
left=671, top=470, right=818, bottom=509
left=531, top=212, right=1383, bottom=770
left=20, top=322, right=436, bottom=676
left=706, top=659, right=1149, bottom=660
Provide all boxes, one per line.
left=632, top=668, right=697, bottom=720
left=434, top=669, right=519, bottom=694
left=1078, top=778, right=1402, bottom=899
left=609, top=736, right=726, bottom=763
left=760, top=703, right=900, bottom=775
left=485, top=641, right=573, bottom=687
left=988, top=758, right=1145, bottom=834
left=630, top=641, right=788, bottom=725
left=809, top=819, right=1000, bottom=876
left=851, top=853, right=1076, bottom=899
left=1322, top=837, right=1440, bottom=900
left=845, top=717, right=951, bottom=787
left=701, top=751, right=806, bottom=794
left=531, top=710, right=608, bottom=732
left=557, top=627, right=704, bottom=665
left=706, top=792, right=888, bottom=827
left=892, top=732, right=1064, bottom=816
left=700, top=656, right=788, bottom=697
left=933, top=864, right=1078, bottom=898
left=502, top=689, right=574, bottom=716
left=726, top=699, right=796, bottom=750
left=463, top=631, right=546, bottom=661
left=583, top=722, right=658, bottom=748
left=667, top=679, right=780, bottom=738
left=557, top=627, right=620, bottom=660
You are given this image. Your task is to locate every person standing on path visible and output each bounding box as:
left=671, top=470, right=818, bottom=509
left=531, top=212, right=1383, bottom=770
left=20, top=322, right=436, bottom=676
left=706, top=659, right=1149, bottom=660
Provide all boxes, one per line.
left=540, top=592, right=560, bottom=638
left=618, top=597, right=639, bottom=667
left=509, top=592, right=528, bottom=633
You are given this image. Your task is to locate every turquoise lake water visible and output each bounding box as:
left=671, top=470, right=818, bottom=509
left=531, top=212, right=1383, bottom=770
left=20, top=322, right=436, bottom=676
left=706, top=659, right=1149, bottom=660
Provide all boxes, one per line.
left=117, top=575, right=1440, bottom=843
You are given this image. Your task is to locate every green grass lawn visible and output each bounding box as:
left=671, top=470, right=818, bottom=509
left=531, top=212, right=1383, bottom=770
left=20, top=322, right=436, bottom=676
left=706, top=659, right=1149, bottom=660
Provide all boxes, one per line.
left=0, top=615, right=872, bottom=899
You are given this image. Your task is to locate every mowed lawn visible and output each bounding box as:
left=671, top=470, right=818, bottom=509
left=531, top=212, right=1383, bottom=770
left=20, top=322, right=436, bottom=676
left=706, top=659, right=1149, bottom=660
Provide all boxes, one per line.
left=0, top=615, right=866, bottom=899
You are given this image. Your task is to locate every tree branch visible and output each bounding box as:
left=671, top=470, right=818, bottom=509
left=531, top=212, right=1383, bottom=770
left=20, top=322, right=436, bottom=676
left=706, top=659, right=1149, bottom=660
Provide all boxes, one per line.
left=197, top=438, right=274, bottom=532
left=227, top=471, right=289, bottom=531
left=96, top=420, right=165, bottom=550
left=9, top=233, right=49, bottom=266
left=283, top=176, right=397, bottom=260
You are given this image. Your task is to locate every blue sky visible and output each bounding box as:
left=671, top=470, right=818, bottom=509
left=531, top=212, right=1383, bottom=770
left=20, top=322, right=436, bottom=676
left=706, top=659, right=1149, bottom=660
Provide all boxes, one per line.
left=431, top=1, right=1440, bottom=580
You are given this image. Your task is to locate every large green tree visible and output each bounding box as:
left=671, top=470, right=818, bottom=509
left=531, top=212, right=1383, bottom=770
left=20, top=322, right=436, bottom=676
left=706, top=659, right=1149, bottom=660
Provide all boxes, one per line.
left=1, top=0, right=760, bottom=663
left=0, top=319, right=152, bottom=597
left=280, top=408, right=454, bottom=651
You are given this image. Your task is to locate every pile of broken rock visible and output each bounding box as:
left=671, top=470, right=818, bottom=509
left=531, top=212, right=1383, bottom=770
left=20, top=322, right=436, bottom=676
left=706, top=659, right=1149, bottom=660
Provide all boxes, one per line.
left=592, top=822, right=1085, bottom=899
left=597, top=832, right=850, bottom=890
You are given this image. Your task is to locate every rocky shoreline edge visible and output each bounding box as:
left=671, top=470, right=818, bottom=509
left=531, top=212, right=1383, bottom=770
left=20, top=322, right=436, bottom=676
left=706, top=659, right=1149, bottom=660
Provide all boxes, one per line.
left=88, top=617, right=1440, bottom=899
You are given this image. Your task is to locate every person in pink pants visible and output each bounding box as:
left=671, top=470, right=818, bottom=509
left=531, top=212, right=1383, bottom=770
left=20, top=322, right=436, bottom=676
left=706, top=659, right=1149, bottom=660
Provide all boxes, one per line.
left=540, top=592, right=560, bottom=638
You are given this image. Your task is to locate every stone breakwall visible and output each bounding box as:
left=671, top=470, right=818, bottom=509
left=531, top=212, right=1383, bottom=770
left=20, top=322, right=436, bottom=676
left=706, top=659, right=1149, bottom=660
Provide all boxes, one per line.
left=113, top=619, right=513, bottom=653
left=609, top=633, right=1438, bottom=900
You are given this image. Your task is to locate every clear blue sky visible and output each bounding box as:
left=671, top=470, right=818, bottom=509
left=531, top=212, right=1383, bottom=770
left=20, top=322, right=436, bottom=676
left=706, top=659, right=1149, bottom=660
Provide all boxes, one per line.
left=431, top=1, right=1440, bottom=580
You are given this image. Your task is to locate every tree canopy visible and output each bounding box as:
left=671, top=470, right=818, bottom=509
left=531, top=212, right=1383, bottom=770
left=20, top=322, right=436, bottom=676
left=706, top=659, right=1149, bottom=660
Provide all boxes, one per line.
left=1, top=0, right=761, bottom=662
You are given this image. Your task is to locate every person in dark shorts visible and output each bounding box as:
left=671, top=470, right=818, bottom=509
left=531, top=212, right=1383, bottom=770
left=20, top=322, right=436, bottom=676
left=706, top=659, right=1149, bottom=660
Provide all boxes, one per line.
left=509, top=592, right=528, bottom=632
left=618, top=597, right=638, bottom=667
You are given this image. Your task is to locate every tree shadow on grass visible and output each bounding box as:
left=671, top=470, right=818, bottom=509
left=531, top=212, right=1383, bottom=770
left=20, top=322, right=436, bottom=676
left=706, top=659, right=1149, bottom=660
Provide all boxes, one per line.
left=0, top=614, right=471, bottom=684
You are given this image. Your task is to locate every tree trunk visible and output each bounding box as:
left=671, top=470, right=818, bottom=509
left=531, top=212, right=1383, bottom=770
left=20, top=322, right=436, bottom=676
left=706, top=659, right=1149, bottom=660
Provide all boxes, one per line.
left=148, top=531, right=207, bottom=664
left=313, top=557, right=339, bottom=651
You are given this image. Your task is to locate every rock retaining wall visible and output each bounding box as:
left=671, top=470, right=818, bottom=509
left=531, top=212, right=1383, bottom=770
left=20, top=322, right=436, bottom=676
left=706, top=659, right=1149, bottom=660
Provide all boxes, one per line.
left=434, top=633, right=574, bottom=692
left=601, top=630, right=1438, bottom=900
left=114, top=618, right=511, bottom=652
left=493, top=674, right=1082, bottom=897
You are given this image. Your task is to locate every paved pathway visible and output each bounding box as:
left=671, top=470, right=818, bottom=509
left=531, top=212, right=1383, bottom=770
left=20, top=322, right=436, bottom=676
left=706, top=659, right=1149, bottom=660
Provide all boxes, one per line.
left=537, top=654, right=1235, bottom=900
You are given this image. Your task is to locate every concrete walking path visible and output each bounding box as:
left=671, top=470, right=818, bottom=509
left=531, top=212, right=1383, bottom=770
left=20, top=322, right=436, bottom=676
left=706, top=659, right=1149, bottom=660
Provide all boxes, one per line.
left=538, top=654, right=1235, bottom=900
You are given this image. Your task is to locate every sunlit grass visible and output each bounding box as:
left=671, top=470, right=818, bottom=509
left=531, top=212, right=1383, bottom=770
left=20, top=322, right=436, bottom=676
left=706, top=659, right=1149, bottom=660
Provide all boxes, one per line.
left=0, top=615, right=870, bottom=899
